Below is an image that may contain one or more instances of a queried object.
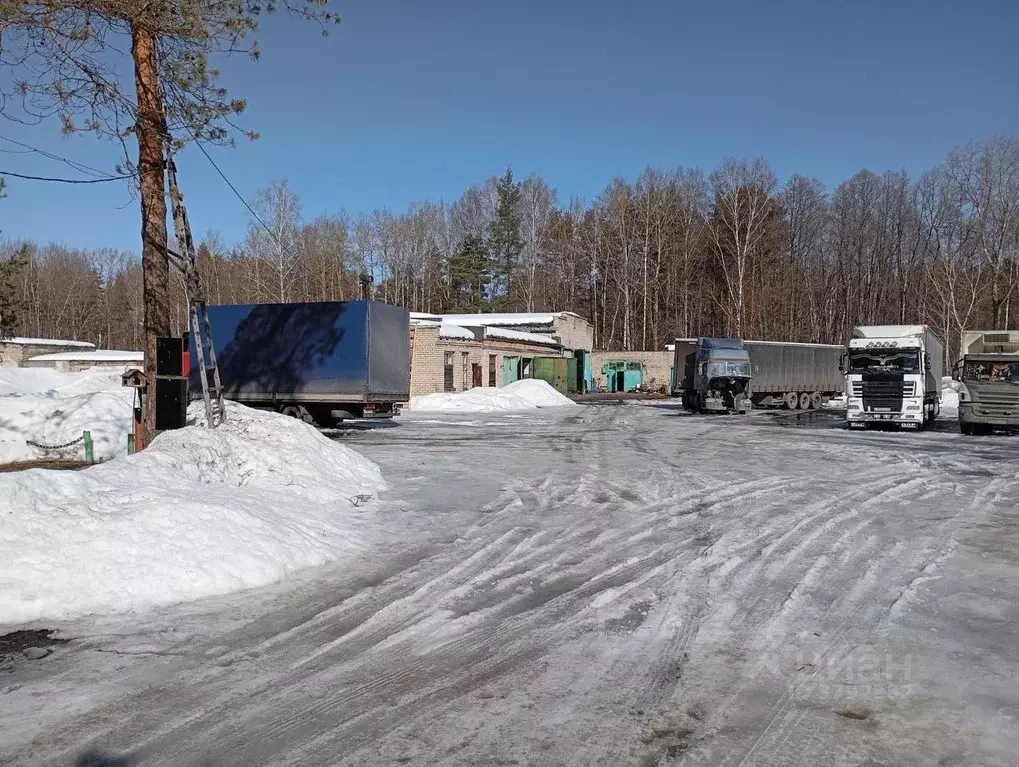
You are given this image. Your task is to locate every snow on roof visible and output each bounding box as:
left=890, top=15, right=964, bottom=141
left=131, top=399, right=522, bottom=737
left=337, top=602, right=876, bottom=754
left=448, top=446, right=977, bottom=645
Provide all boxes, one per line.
left=409, top=311, right=576, bottom=327
left=412, top=319, right=477, bottom=340
left=485, top=326, right=560, bottom=347
left=4, top=337, right=95, bottom=348
left=29, top=350, right=143, bottom=362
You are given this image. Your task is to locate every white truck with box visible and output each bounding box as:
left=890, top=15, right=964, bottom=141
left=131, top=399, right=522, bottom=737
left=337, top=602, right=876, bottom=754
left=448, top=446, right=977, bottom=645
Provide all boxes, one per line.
left=843, top=325, right=943, bottom=429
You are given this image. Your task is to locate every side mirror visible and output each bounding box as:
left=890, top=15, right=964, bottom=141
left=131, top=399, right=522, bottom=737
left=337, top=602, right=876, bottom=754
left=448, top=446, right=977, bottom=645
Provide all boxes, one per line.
left=838, top=353, right=846, bottom=373
left=951, top=360, right=961, bottom=381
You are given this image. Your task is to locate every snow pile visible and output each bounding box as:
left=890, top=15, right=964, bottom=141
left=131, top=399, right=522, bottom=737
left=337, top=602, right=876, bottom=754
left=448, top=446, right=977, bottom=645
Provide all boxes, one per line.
left=942, top=376, right=961, bottom=413
left=0, top=402, right=384, bottom=624
left=411, top=379, right=577, bottom=413
left=0, top=365, right=130, bottom=396
left=0, top=367, right=136, bottom=465
left=28, top=350, right=143, bottom=363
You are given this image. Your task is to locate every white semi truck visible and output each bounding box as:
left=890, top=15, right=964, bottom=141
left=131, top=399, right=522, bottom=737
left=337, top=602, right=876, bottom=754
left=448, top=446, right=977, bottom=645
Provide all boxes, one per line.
left=843, top=325, right=943, bottom=429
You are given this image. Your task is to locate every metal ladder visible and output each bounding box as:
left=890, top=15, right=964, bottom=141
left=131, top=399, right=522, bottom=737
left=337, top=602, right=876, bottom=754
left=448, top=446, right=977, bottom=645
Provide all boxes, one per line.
left=189, top=301, right=226, bottom=428
left=166, top=147, right=226, bottom=428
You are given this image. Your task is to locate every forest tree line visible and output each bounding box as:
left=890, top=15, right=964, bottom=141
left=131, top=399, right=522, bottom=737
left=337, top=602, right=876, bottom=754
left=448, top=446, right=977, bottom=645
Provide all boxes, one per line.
left=1, top=135, right=1017, bottom=362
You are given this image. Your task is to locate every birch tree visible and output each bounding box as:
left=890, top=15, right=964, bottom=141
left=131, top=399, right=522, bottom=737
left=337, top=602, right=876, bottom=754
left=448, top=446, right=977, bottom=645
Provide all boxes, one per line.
left=246, top=178, right=302, bottom=303
left=709, top=158, right=778, bottom=336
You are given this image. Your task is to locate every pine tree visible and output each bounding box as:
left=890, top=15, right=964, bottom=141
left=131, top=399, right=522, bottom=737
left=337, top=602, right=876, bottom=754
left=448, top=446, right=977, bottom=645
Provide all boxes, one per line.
left=0, top=248, right=27, bottom=340
left=488, top=169, right=523, bottom=307
left=449, top=235, right=491, bottom=312
left=1, top=0, right=340, bottom=445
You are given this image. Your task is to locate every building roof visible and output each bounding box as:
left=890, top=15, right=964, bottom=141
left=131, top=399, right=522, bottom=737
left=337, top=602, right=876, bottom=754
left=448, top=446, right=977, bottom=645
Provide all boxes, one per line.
left=485, top=326, right=560, bottom=347
left=413, top=320, right=477, bottom=341
left=409, top=311, right=580, bottom=327
left=412, top=317, right=560, bottom=348
left=29, top=350, right=143, bottom=362
left=3, top=337, right=95, bottom=348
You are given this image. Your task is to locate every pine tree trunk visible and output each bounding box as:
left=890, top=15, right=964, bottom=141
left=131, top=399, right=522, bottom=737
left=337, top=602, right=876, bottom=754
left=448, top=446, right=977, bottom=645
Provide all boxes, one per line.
left=132, top=21, right=170, bottom=448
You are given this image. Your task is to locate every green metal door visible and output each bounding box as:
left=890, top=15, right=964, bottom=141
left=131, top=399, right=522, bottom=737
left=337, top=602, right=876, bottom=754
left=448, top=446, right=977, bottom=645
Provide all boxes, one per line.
left=567, top=357, right=579, bottom=393
left=502, top=356, right=519, bottom=385
left=534, top=356, right=569, bottom=393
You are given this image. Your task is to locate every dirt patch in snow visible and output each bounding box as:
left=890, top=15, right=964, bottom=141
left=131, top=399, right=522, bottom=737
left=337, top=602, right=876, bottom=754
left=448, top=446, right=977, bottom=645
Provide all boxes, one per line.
left=0, top=459, right=91, bottom=473
left=0, top=629, right=68, bottom=656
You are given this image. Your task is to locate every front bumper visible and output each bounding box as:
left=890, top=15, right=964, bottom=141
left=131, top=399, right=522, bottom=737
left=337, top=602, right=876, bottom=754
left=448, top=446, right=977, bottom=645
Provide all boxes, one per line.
left=959, top=405, right=1019, bottom=427
left=702, top=398, right=751, bottom=413
left=846, top=411, right=924, bottom=425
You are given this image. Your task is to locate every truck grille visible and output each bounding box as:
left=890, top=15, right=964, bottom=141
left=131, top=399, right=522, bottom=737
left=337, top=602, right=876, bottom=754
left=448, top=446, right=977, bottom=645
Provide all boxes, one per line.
left=972, top=390, right=1019, bottom=416
left=852, top=381, right=915, bottom=398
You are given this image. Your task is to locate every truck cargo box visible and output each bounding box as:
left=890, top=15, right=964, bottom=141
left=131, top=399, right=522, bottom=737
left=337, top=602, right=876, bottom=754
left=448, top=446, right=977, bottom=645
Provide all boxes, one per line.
left=743, top=341, right=844, bottom=396
left=190, top=301, right=410, bottom=407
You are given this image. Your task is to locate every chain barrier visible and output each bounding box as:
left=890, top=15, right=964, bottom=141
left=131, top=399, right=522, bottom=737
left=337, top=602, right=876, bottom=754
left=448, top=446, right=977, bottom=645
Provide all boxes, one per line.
left=26, top=434, right=86, bottom=451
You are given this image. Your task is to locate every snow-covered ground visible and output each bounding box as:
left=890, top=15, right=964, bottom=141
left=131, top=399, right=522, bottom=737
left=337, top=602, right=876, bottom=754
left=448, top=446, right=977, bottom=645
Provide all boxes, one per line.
left=0, top=402, right=384, bottom=625
left=411, top=378, right=577, bottom=412
left=1, top=403, right=1016, bottom=766
left=0, top=366, right=135, bottom=464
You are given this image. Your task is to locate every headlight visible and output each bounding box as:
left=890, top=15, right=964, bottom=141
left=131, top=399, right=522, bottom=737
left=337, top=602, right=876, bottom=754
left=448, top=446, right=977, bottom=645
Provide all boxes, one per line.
left=906, top=405, right=920, bottom=411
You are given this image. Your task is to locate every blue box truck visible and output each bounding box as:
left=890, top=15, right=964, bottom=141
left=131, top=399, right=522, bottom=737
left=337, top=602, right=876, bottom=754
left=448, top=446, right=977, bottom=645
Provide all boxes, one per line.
left=190, top=300, right=410, bottom=425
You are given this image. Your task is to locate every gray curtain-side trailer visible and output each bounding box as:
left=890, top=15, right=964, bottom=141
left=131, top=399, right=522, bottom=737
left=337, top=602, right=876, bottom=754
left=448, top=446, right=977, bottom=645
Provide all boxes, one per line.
left=743, top=341, right=844, bottom=408
left=671, top=338, right=843, bottom=409
left=189, top=300, right=410, bottom=424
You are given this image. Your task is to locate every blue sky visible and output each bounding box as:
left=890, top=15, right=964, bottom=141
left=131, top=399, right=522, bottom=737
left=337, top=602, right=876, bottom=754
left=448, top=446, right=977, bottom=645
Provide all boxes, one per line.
left=1, top=0, right=1016, bottom=253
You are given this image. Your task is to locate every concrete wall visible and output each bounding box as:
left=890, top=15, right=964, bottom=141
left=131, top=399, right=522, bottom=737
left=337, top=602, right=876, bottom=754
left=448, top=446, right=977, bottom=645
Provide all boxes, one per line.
left=552, top=314, right=595, bottom=352
left=0, top=342, right=95, bottom=367
left=410, top=325, right=564, bottom=398
left=591, top=350, right=673, bottom=392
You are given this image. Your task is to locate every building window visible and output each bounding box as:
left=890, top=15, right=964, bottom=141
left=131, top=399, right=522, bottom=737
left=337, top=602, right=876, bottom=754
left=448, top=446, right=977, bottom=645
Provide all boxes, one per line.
left=444, top=351, right=455, bottom=392
left=462, top=352, right=469, bottom=390
left=488, top=354, right=497, bottom=387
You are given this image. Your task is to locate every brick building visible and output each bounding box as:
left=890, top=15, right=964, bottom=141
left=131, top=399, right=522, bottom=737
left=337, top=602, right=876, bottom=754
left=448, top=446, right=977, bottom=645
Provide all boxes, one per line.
left=408, top=311, right=594, bottom=398
left=591, top=350, right=675, bottom=392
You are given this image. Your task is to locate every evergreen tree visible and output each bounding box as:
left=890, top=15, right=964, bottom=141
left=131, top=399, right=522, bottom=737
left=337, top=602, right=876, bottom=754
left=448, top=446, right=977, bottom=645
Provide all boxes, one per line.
left=0, top=248, right=27, bottom=340
left=488, top=169, right=523, bottom=307
left=449, top=234, right=491, bottom=312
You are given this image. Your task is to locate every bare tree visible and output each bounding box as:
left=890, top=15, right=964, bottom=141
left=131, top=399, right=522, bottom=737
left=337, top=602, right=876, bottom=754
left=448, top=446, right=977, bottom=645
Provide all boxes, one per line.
left=518, top=175, right=556, bottom=311
left=246, top=178, right=302, bottom=303
left=709, top=158, right=778, bottom=336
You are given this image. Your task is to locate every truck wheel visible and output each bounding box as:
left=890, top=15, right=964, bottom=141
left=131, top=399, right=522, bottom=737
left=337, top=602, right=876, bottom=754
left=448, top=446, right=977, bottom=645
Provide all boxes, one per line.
left=798, top=391, right=811, bottom=410
left=280, top=405, right=313, bottom=424
left=784, top=392, right=799, bottom=410
left=810, top=391, right=822, bottom=410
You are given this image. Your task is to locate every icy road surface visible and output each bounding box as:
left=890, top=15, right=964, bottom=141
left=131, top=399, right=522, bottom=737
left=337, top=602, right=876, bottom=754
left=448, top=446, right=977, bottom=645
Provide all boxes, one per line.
left=3, top=404, right=1018, bottom=766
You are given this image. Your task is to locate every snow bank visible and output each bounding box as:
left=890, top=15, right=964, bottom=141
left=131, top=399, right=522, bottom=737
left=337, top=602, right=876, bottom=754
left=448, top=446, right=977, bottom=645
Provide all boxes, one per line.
left=0, top=402, right=384, bottom=624
left=28, top=350, right=143, bottom=363
left=0, top=365, right=129, bottom=396
left=0, top=367, right=136, bottom=464
left=942, top=376, right=960, bottom=413
left=411, top=379, right=577, bottom=413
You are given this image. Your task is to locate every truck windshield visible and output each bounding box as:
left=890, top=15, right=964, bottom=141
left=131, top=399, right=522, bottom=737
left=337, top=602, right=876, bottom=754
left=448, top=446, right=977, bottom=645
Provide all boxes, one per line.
left=962, top=360, right=1019, bottom=383
left=848, top=350, right=920, bottom=373
left=707, top=361, right=752, bottom=378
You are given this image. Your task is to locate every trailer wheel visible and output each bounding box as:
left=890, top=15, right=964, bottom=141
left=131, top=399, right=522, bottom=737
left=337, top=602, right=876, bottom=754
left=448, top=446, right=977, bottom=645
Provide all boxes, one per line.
left=798, top=392, right=812, bottom=410
left=784, top=392, right=799, bottom=410
left=280, top=405, right=313, bottom=424
left=809, top=391, right=822, bottom=410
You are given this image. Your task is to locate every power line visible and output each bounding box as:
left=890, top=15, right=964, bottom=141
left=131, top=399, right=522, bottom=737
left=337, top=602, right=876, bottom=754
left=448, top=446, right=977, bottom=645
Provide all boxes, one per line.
left=187, top=135, right=283, bottom=247
left=0, top=169, right=136, bottom=183
left=0, top=134, right=126, bottom=180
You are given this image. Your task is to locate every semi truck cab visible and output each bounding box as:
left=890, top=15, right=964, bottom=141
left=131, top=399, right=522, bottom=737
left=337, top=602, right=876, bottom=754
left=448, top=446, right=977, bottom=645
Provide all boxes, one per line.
left=955, top=331, right=1019, bottom=435
left=681, top=338, right=753, bottom=413
left=844, top=325, right=942, bottom=429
